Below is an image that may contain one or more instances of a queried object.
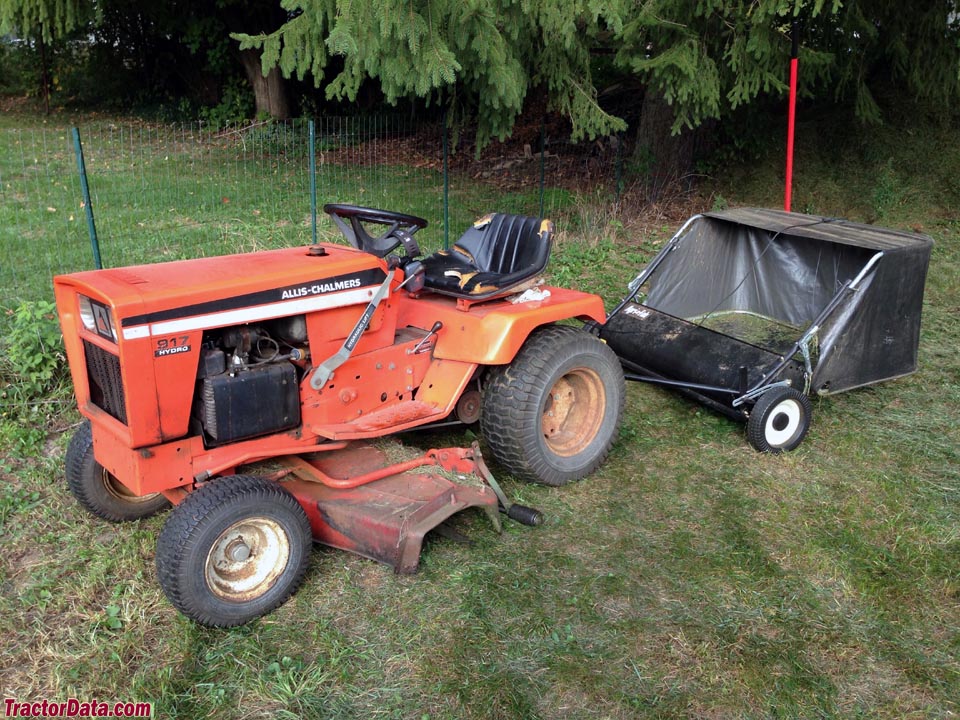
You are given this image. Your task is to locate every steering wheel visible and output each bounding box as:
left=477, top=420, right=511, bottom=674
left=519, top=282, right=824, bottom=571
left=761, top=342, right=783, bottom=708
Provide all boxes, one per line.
left=323, top=203, right=428, bottom=258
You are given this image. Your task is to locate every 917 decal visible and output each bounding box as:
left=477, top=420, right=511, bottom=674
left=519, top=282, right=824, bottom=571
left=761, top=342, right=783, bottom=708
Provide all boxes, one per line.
left=155, top=336, right=191, bottom=357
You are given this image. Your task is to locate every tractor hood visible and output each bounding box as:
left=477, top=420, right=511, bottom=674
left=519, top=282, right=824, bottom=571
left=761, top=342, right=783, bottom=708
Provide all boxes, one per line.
left=54, top=244, right=387, bottom=338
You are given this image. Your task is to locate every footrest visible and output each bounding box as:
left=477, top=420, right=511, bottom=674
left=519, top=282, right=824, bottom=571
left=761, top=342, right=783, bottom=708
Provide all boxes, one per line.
left=312, top=401, right=444, bottom=439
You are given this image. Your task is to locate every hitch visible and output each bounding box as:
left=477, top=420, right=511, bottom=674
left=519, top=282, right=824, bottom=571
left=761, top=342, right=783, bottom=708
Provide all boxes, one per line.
left=469, top=442, right=545, bottom=527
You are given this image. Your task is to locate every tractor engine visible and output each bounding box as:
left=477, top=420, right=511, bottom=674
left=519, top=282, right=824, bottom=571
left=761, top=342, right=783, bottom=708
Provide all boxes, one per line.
left=194, top=318, right=308, bottom=445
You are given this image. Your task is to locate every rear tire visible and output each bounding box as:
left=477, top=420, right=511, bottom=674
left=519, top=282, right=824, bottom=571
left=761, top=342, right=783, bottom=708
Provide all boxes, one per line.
left=481, top=325, right=625, bottom=486
left=747, top=387, right=812, bottom=453
left=155, top=475, right=312, bottom=627
left=66, top=421, right=170, bottom=522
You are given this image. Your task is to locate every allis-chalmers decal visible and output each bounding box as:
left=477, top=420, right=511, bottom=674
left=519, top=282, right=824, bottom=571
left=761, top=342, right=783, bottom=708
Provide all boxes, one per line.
left=120, top=268, right=386, bottom=335
left=280, top=277, right=362, bottom=299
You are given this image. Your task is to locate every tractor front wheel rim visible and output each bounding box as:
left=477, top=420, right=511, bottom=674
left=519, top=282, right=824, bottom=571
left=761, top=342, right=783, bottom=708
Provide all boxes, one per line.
left=205, top=518, right=291, bottom=602
left=99, top=467, right=163, bottom=505
left=542, top=367, right=606, bottom=457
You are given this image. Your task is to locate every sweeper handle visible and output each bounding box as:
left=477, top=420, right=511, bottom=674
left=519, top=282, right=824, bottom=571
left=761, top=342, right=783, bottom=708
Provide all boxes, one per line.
left=784, top=19, right=799, bottom=212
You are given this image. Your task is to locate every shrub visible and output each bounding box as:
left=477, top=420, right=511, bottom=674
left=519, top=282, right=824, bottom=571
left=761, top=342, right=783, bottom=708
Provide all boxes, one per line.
left=1, top=300, right=66, bottom=403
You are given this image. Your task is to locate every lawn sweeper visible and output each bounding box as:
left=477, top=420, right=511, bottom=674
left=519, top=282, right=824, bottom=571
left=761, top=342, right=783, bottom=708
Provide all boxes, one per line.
left=600, top=208, right=932, bottom=452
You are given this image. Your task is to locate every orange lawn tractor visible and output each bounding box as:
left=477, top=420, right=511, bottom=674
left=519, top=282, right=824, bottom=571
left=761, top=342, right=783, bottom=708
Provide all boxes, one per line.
left=54, top=205, right=625, bottom=627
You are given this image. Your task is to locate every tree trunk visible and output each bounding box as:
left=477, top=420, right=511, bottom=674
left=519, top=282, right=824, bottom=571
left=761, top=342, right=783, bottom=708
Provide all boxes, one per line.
left=239, top=48, right=290, bottom=120
left=38, top=33, right=50, bottom=115
left=633, top=88, right=698, bottom=201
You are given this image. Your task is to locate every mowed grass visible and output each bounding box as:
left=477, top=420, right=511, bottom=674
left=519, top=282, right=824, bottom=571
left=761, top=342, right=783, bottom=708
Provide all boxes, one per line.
left=0, top=113, right=552, bottom=308
left=1, top=111, right=958, bottom=718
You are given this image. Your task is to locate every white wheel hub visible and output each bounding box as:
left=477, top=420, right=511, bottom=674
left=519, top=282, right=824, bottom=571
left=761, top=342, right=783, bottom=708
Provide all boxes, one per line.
left=764, top=399, right=802, bottom=447
left=205, top=517, right=290, bottom=602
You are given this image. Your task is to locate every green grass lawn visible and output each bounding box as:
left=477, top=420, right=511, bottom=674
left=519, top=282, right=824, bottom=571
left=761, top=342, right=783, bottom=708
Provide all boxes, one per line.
left=0, top=111, right=957, bottom=719
left=0, top=115, right=553, bottom=307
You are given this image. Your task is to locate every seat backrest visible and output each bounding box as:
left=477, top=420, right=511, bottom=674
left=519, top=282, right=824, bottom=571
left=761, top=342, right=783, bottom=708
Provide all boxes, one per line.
left=454, top=214, right=550, bottom=275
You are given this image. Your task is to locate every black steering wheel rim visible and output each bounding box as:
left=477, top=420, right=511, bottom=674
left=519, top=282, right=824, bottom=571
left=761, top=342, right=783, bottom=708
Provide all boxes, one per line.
left=322, top=203, right=427, bottom=259
left=323, top=203, right=428, bottom=229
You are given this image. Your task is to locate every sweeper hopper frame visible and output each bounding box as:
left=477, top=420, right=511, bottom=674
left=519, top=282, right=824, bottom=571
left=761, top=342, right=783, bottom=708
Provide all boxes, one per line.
left=599, top=208, right=933, bottom=452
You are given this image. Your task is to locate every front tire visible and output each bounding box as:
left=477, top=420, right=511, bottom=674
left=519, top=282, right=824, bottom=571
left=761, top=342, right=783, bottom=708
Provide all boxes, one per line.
left=65, top=421, right=170, bottom=522
left=747, top=387, right=812, bottom=453
left=481, top=325, right=625, bottom=486
left=155, top=475, right=312, bottom=627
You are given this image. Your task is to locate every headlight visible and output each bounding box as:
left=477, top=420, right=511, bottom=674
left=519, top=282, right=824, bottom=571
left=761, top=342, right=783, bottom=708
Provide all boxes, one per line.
left=78, top=295, right=117, bottom=342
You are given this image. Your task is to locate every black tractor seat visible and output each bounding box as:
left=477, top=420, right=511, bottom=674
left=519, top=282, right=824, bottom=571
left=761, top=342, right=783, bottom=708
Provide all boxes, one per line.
left=419, top=213, right=553, bottom=300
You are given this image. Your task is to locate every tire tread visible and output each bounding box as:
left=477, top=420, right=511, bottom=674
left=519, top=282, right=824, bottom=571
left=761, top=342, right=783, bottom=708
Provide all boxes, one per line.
left=481, top=325, right=624, bottom=485
left=65, top=421, right=169, bottom=522
left=746, top=387, right=812, bottom=453
left=155, top=475, right=311, bottom=627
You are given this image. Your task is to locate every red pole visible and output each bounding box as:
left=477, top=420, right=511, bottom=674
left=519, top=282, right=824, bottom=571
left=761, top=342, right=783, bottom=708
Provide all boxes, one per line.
left=784, top=21, right=799, bottom=212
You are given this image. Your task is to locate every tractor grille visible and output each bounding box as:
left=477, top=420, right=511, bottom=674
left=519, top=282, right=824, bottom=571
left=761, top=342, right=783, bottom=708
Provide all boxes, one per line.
left=83, top=340, right=127, bottom=424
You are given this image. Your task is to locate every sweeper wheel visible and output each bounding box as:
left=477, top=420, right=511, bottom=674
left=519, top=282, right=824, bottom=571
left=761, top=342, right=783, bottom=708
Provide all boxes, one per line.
left=747, top=387, right=812, bottom=453
left=481, top=325, right=624, bottom=486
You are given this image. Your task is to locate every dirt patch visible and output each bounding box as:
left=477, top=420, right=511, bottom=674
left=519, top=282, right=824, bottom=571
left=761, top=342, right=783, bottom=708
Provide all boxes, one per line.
left=4, top=548, right=45, bottom=589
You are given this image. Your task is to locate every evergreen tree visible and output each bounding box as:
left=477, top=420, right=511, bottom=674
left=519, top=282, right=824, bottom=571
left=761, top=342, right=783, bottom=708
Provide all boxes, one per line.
left=235, top=0, right=629, bottom=148
left=0, top=0, right=89, bottom=42
left=237, top=0, right=960, bottom=148
left=815, top=0, right=960, bottom=122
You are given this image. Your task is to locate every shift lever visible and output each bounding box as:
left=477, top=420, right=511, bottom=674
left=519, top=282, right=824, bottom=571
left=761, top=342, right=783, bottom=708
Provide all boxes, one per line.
left=410, top=321, right=443, bottom=354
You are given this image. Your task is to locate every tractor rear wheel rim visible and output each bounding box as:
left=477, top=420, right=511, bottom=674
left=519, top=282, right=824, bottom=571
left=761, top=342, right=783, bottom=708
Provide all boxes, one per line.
left=205, top=518, right=291, bottom=602
left=99, top=467, right=163, bottom=505
left=542, top=367, right=606, bottom=457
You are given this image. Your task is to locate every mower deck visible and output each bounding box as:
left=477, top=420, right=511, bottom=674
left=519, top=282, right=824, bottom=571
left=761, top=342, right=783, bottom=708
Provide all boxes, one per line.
left=277, top=443, right=501, bottom=573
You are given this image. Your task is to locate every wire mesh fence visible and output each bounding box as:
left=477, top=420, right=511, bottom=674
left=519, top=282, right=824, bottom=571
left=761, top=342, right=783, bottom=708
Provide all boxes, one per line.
left=1, top=116, right=620, bottom=307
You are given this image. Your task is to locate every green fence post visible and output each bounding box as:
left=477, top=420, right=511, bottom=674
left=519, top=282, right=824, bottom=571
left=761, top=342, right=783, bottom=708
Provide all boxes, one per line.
left=72, top=127, right=102, bottom=269
left=442, top=112, right=450, bottom=250
left=309, top=119, right=318, bottom=244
